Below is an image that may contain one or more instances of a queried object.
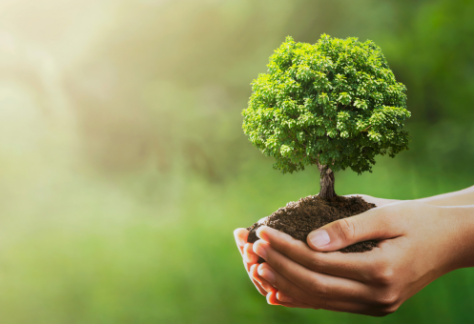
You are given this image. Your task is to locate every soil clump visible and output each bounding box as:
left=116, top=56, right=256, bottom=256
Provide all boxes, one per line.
left=247, top=195, right=377, bottom=260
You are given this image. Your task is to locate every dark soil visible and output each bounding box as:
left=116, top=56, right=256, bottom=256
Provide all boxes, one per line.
left=247, top=195, right=377, bottom=261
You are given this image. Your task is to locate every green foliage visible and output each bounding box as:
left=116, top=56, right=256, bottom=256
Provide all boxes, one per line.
left=242, top=35, right=411, bottom=174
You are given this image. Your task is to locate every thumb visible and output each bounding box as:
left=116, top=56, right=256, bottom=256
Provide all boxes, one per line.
left=307, top=207, right=404, bottom=252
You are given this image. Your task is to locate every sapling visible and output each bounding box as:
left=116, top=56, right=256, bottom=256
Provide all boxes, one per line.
left=243, top=35, right=410, bottom=199
left=243, top=35, right=410, bottom=251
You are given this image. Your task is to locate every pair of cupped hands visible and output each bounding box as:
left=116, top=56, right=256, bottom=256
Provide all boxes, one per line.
left=234, top=193, right=474, bottom=317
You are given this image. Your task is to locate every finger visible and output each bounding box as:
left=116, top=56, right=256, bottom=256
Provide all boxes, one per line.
left=257, top=226, right=382, bottom=282
left=250, top=265, right=309, bottom=308
left=242, top=245, right=260, bottom=274
left=258, top=263, right=376, bottom=314
left=276, top=291, right=296, bottom=303
left=254, top=240, right=375, bottom=303
left=241, top=247, right=266, bottom=295
left=251, top=264, right=317, bottom=308
left=236, top=230, right=268, bottom=296
left=243, top=259, right=268, bottom=296
left=306, top=205, right=406, bottom=251
left=275, top=291, right=316, bottom=309
left=251, top=278, right=268, bottom=296
left=257, top=263, right=317, bottom=307
left=234, top=228, right=248, bottom=254
left=251, top=278, right=267, bottom=296
left=266, top=291, right=312, bottom=308
left=244, top=243, right=260, bottom=264
left=250, top=264, right=276, bottom=293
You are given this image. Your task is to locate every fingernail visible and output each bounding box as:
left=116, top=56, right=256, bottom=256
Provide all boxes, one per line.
left=243, top=243, right=255, bottom=263
left=236, top=236, right=245, bottom=246
left=276, top=292, right=293, bottom=303
left=266, top=292, right=274, bottom=305
left=254, top=242, right=267, bottom=259
left=308, top=230, right=330, bottom=248
left=258, top=266, right=275, bottom=283
left=243, top=251, right=252, bottom=263
left=256, top=226, right=273, bottom=241
left=233, top=229, right=246, bottom=246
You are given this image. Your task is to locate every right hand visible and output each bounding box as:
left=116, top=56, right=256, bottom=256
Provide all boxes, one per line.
left=233, top=194, right=398, bottom=305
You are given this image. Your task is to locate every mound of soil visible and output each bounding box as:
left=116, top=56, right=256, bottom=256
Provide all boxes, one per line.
left=247, top=195, right=377, bottom=261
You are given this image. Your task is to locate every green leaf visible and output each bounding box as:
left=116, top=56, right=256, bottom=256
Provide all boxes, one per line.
left=242, top=34, right=410, bottom=176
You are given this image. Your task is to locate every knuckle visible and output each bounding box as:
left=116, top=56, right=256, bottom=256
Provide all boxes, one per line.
left=372, top=264, right=395, bottom=285
left=335, top=218, right=357, bottom=242
left=307, top=254, right=325, bottom=271
left=307, top=276, right=327, bottom=295
left=375, top=290, right=399, bottom=308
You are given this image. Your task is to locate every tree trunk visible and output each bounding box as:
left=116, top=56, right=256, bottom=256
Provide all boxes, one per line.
left=317, top=164, right=336, bottom=199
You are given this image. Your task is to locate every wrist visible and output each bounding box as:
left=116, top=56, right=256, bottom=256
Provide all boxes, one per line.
left=416, top=186, right=474, bottom=206
left=439, top=205, right=474, bottom=270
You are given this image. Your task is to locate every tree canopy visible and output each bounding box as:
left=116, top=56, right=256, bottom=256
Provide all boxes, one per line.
left=242, top=35, right=411, bottom=175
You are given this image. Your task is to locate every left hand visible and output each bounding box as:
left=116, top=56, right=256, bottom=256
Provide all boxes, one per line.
left=234, top=228, right=312, bottom=307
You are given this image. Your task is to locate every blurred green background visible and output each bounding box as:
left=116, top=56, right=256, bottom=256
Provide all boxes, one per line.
left=0, top=0, right=473, bottom=323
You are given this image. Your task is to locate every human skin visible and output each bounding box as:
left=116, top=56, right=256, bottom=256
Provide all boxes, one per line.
left=234, top=186, right=474, bottom=316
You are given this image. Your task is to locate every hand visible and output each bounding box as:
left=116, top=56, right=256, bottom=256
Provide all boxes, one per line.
left=233, top=194, right=397, bottom=307
left=343, top=194, right=398, bottom=207
left=233, top=228, right=269, bottom=296
left=251, top=201, right=474, bottom=316
left=234, top=227, right=312, bottom=307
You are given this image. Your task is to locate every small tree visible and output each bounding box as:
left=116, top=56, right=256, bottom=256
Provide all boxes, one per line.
left=242, top=35, right=410, bottom=199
